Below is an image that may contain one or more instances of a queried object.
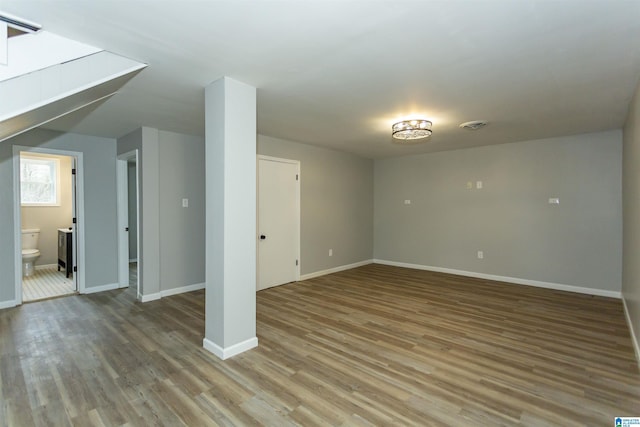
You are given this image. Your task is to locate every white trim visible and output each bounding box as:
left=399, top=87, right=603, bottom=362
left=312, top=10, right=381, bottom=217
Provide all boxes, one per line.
left=160, top=282, right=205, bottom=297
left=373, top=259, right=622, bottom=298
left=116, top=155, right=129, bottom=288
left=203, top=336, right=258, bottom=360
left=140, top=293, right=161, bottom=303
left=81, top=282, right=119, bottom=294
left=299, top=259, right=374, bottom=281
left=257, top=155, right=299, bottom=164
left=13, top=149, right=22, bottom=306
left=0, top=300, right=18, bottom=310
left=137, top=283, right=205, bottom=303
left=129, top=258, right=138, bottom=263
left=622, top=297, right=640, bottom=370
left=35, top=263, right=58, bottom=270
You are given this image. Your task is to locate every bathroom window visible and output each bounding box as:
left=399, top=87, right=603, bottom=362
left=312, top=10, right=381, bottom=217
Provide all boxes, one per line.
left=20, top=155, right=60, bottom=206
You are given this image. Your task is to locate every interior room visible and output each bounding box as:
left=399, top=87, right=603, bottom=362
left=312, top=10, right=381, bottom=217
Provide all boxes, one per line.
left=19, top=150, right=76, bottom=301
left=0, top=1, right=639, bottom=425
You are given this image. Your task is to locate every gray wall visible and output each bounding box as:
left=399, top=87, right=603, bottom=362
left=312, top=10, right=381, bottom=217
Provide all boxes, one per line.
left=21, top=153, right=73, bottom=265
left=158, top=130, right=205, bottom=290
left=375, top=130, right=622, bottom=292
left=118, top=127, right=159, bottom=296
left=0, top=129, right=118, bottom=303
left=258, top=135, right=374, bottom=275
left=622, top=78, right=640, bottom=362
left=127, top=161, right=138, bottom=261
left=118, top=127, right=205, bottom=297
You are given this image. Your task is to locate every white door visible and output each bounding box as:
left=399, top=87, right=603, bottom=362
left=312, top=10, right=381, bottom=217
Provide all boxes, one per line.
left=258, top=157, right=299, bottom=291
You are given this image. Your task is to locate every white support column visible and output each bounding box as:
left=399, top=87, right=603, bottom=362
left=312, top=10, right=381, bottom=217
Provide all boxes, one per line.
left=203, top=77, right=258, bottom=359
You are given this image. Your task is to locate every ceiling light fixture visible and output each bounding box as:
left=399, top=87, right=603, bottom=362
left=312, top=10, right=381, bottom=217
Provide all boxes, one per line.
left=392, top=119, right=432, bottom=141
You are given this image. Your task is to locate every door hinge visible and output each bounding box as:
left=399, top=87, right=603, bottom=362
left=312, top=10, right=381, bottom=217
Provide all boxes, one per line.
left=72, top=168, right=76, bottom=175
left=72, top=218, right=77, bottom=224
left=296, top=259, right=299, bottom=266
left=73, top=266, right=77, bottom=272
left=296, top=174, right=298, bottom=181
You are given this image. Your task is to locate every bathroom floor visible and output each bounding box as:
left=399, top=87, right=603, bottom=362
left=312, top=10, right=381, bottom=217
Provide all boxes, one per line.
left=22, top=265, right=76, bottom=302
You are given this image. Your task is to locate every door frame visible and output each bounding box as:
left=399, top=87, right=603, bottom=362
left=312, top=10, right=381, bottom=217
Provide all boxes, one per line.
left=13, top=145, right=85, bottom=302
left=116, top=150, right=140, bottom=297
left=257, top=155, right=301, bottom=288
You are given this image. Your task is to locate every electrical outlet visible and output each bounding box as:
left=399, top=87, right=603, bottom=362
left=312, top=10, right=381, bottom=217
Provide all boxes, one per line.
left=477, top=250, right=484, bottom=259
left=329, top=249, right=333, bottom=256
left=182, top=198, right=189, bottom=208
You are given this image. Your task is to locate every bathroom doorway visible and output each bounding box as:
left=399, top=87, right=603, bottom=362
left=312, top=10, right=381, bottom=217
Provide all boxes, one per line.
left=13, top=146, right=84, bottom=303
left=116, top=150, right=140, bottom=300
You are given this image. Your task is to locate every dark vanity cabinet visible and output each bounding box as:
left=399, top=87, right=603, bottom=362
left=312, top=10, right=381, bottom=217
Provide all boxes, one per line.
left=58, top=229, right=73, bottom=278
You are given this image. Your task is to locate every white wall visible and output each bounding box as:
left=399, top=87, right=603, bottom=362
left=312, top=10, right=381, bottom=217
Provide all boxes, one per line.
left=622, top=78, right=640, bottom=366
left=375, top=130, right=622, bottom=294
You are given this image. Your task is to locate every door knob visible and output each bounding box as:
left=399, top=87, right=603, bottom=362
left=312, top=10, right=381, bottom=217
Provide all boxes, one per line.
left=260, top=235, right=266, bottom=240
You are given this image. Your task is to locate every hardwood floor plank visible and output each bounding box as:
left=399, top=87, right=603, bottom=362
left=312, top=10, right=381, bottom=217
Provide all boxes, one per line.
left=1, top=263, right=638, bottom=425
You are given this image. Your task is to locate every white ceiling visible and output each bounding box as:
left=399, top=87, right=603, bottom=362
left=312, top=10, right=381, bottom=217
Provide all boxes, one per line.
left=2, top=1, right=640, bottom=158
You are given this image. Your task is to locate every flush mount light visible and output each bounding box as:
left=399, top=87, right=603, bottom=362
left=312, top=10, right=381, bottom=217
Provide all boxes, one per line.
left=392, top=119, right=432, bottom=141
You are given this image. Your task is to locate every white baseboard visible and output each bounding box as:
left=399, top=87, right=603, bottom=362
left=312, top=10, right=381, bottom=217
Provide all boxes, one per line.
left=622, top=297, right=640, bottom=371
left=138, top=282, right=205, bottom=303
left=300, top=259, right=373, bottom=281
left=140, top=292, right=161, bottom=303
left=35, top=263, right=58, bottom=270
left=0, top=299, right=17, bottom=310
left=373, top=259, right=622, bottom=299
left=161, top=282, right=205, bottom=297
left=203, top=336, right=258, bottom=360
left=81, top=282, right=119, bottom=295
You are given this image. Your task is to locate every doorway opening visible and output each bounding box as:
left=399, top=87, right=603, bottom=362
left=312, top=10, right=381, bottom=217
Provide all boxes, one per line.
left=117, top=150, right=140, bottom=300
left=13, top=146, right=84, bottom=303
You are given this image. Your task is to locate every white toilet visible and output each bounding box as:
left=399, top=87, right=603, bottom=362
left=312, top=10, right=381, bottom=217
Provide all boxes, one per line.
left=21, top=228, right=41, bottom=277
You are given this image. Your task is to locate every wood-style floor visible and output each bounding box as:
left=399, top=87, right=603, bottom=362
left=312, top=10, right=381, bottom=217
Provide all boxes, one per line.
left=0, top=264, right=638, bottom=426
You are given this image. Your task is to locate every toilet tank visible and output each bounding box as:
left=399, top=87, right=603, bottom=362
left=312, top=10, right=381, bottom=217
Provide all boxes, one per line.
left=21, top=228, right=40, bottom=250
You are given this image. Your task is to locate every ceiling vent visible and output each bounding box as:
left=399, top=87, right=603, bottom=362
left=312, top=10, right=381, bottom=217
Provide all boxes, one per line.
left=459, top=120, right=488, bottom=130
